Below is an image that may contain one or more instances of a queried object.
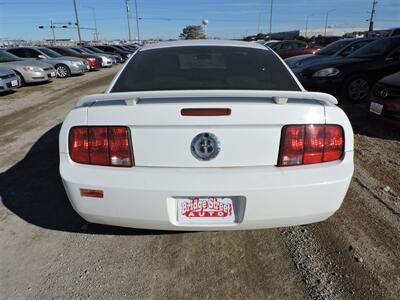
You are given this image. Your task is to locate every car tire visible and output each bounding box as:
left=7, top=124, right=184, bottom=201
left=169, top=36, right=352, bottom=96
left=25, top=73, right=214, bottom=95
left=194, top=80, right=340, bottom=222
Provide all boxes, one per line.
left=55, top=64, right=71, bottom=78
left=343, top=75, right=370, bottom=102
left=14, top=71, right=25, bottom=87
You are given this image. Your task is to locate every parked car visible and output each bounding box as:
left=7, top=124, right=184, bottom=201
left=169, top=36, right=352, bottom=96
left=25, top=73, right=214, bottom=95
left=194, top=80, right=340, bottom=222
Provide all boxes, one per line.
left=113, top=45, right=136, bottom=53
left=285, top=38, right=376, bottom=69
left=48, top=46, right=102, bottom=70
left=0, top=66, right=21, bottom=93
left=93, top=45, right=131, bottom=60
left=123, top=44, right=140, bottom=51
left=6, top=47, right=87, bottom=78
left=59, top=40, right=353, bottom=231
left=0, top=50, right=55, bottom=85
left=82, top=46, right=124, bottom=63
left=269, top=40, right=320, bottom=59
left=369, top=72, right=400, bottom=119
left=69, top=46, right=116, bottom=67
left=309, top=36, right=341, bottom=47
left=295, top=36, right=400, bottom=102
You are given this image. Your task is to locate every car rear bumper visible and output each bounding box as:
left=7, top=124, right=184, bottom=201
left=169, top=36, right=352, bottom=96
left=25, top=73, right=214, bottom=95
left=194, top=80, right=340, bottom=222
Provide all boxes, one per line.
left=60, top=152, right=353, bottom=231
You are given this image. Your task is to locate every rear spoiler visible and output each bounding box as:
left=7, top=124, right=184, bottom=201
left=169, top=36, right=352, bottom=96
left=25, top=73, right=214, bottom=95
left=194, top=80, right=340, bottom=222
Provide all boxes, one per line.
left=76, top=90, right=338, bottom=108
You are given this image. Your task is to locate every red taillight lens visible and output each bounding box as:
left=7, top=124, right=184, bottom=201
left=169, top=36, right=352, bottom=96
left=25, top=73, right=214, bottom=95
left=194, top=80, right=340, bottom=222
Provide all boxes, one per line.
left=69, top=126, right=133, bottom=167
left=278, top=124, right=344, bottom=167
left=88, top=127, right=109, bottom=165
left=69, top=127, right=89, bottom=164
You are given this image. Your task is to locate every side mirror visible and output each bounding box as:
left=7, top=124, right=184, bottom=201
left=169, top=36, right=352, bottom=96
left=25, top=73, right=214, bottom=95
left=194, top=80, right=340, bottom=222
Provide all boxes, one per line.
left=37, top=55, right=46, bottom=59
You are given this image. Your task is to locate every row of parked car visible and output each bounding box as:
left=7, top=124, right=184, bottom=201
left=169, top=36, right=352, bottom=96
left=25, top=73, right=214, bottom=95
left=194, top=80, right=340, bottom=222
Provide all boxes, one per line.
left=264, top=36, right=400, bottom=118
left=0, top=44, right=139, bottom=94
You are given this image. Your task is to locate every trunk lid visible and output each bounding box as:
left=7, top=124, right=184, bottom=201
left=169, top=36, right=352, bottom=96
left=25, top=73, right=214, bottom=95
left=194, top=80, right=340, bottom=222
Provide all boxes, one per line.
left=85, top=92, right=327, bottom=168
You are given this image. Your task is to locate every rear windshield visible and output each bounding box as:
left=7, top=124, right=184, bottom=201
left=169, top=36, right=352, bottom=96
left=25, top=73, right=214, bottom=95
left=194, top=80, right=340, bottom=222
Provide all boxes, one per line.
left=111, top=46, right=300, bottom=92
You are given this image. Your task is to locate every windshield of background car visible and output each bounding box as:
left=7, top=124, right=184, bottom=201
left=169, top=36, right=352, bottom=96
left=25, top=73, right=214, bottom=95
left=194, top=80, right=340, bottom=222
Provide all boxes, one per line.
left=317, top=40, right=353, bottom=55
left=349, top=38, right=398, bottom=58
left=111, top=46, right=301, bottom=92
left=0, top=51, right=22, bottom=62
left=39, top=48, right=61, bottom=58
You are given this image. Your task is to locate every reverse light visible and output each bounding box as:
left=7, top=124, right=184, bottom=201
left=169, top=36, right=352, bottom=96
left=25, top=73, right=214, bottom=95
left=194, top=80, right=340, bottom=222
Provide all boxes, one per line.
left=69, top=126, right=133, bottom=167
left=278, top=124, right=344, bottom=167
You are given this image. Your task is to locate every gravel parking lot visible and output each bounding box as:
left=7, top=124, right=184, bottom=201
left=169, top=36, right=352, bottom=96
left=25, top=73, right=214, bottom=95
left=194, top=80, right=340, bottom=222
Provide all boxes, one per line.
left=1, top=67, right=399, bottom=299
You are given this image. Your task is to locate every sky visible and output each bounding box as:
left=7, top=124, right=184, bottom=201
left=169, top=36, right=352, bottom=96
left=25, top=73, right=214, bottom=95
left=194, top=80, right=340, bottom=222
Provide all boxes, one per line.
left=0, top=0, right=399, bottom=41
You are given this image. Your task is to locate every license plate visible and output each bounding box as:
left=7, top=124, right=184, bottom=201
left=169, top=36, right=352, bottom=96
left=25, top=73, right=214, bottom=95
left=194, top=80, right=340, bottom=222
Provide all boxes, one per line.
left=50, top=72, right=56, bottom=78
left=177, top=197, right=235, bottom=224
left=11, top=80, right=18, bottom=87
left=370, top=102, right=383, bottom=115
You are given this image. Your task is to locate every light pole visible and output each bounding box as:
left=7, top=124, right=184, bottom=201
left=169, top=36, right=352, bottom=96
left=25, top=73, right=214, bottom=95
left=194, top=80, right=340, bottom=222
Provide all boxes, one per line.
left=134, top=0, right=140, bottom=41
left=269, top=0, right=274, bottom=35
left=305, top=14, right=314, bottom=38
left=72, top=0, right=82, bottom=43
left=124, top=0, right=132, bottom=41
left=368, top=0, right=378, bottom=32
left=324, top=9, right=336, bottom=37
left=84, top=6, right=99, bottom=41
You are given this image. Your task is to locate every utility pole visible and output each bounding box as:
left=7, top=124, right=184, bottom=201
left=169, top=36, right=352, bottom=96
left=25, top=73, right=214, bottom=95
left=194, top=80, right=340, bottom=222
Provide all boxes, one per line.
left=85, top=6, right=99, bottom=41
left=269, top=0, right=274, bottom=35
left=125, top=0, right=132, bottom=41
left=324, top=9, right=335, bottom=37
left=368, top=0, right=378, bottom=32
left=72, top=0, right=82, bottom=44
left=50, top=20, right=56, bottom=45
left=134, top=0, right=140, bottom=41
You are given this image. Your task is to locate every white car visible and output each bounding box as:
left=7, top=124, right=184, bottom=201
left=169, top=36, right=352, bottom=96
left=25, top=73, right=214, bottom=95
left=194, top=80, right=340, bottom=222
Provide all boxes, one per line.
left=60, top=40, right=354, bottom=231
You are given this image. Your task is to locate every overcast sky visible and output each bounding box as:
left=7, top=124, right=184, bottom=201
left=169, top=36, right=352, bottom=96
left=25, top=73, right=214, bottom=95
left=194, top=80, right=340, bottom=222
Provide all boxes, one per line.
left=0, top=0, right=399, bottom=40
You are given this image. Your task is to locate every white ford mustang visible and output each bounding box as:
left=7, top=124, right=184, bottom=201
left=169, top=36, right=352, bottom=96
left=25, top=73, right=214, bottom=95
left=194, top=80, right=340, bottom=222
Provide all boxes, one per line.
left=60, top=40, right=353, bottom=231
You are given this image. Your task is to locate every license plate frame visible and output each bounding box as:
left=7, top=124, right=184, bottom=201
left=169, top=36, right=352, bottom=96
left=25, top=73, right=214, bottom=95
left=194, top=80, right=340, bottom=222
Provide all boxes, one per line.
left=370, top=102, right=383, bottom=115
left=176, top=196, right=245, bottom=224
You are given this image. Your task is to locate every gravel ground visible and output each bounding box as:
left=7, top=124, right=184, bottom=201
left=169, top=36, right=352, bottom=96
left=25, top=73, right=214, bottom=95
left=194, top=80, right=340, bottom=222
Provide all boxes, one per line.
left=0, top=68, right=399, bottom=299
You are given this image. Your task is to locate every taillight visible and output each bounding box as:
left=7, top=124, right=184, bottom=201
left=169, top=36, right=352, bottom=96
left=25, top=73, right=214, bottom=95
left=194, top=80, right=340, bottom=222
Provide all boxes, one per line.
left=278, top=124, right=344, bottom=167
left=69, top=126, right=133, bottom=167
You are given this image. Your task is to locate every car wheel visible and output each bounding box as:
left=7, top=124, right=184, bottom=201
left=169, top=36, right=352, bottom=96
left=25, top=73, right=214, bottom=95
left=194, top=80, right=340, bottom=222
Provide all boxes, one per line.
left=345, top=76, right=370, bottom=102
left=14, top=71, right=25, bottom=87
left=56, top=64, right=71, bottom=78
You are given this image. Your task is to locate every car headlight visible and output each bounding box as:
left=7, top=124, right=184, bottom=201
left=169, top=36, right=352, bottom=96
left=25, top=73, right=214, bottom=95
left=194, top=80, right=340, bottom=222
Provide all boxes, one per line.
left=23, top=66, right=44, bottom=72
left=312, top=68, right=340, bottom=77
left=71, top=61, right=82, bottom=67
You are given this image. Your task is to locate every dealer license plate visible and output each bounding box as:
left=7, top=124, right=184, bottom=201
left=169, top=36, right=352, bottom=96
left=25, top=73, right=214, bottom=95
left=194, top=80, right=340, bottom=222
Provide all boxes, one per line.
left=177, top=197, right=235, bottom=224
left=11, top=80, right=18, bottom=87
left=50, top=72, right=56, bottom=78
left=370, top=102, right=383, bottom=115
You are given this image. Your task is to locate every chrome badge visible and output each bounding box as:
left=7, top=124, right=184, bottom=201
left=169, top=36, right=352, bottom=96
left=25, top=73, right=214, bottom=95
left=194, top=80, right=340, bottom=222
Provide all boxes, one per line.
left=191, top=132, right=220, bottom=161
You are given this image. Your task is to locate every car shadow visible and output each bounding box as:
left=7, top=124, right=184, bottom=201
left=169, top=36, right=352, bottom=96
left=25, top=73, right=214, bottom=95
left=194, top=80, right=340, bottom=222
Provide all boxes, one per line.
left=0, top=90, right=17, bottom=96
left=0, top=124, right=178, bottom=236
left=339, top=102, right=400, bottom=141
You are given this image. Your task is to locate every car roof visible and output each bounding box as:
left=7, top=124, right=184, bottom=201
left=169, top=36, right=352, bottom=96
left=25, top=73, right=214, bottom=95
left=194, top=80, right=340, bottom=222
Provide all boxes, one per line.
left=140, top=39, right=268, bottom=52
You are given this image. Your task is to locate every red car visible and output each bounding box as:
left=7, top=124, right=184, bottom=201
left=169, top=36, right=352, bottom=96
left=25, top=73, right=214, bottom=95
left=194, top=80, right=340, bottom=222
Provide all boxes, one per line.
left=369, top=72, right=400, bottom=119
left=269, top=40, right=320, bottom=59
left=48, top=46, right=102, bottom=70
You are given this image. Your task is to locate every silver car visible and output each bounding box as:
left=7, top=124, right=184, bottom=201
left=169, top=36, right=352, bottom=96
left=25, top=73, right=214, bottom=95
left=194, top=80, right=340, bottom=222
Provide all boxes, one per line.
left=6, top=47, right=88, bottom=78
left=0, top=66, right=21, bottom=93
left=0, top=50, right=55, bottom=85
